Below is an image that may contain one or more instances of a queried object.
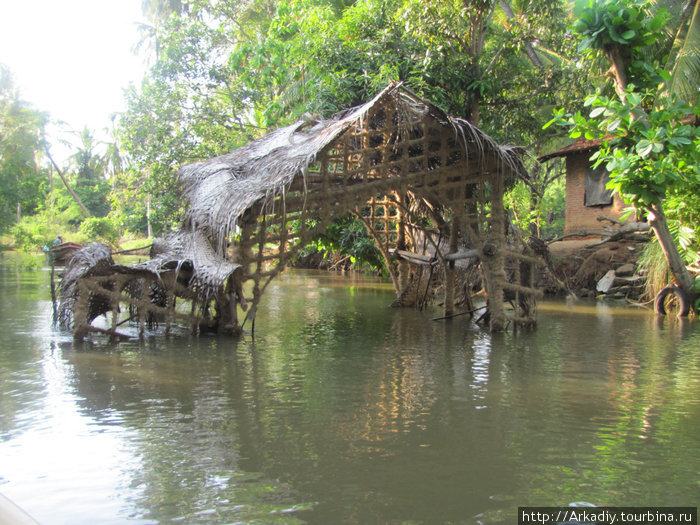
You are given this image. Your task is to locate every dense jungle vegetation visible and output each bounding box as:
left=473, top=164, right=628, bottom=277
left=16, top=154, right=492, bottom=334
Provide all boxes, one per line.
left=1, top=0, right=698, bottom=283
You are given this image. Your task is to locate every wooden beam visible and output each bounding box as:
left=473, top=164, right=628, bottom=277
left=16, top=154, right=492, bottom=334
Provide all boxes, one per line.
left=444, top=249, right=479, bottom=261
left=390, top=248, right=436, bottom=265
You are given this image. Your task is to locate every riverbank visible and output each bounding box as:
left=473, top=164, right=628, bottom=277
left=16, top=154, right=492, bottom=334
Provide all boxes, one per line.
left=2, top=233, right=651, bottom=306
left=294, top=237, right=651, bottom=304
left=545, top=237, right=648, bottom=301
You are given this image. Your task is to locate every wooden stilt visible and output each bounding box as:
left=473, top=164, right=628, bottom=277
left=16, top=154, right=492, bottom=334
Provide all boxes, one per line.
left=443, top=209, right=461, bottom=317
left=49, top=261, right=57, bottom=327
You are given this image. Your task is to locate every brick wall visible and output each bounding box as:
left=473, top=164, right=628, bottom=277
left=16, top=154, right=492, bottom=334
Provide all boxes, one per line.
left=564, top=153, right=627, bottom=234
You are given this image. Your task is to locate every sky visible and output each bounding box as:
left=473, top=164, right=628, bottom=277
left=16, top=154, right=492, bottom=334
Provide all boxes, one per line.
left=0, top=0, right=148, bottom=158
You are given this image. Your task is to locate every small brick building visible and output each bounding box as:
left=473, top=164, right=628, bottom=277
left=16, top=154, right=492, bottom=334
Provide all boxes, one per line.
left=540, top=138, right=629, bottom=235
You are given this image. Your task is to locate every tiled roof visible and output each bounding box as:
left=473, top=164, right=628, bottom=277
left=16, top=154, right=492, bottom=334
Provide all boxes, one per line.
left=538, top=137, right=602, bottom=162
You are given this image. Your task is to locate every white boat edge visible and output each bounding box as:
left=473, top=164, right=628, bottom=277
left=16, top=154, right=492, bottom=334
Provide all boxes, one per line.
left=0, top=493, right=39, bottom=525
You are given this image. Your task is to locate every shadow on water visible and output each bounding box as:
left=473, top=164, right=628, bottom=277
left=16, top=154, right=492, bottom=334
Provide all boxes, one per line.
left=1, top=261, right=699, bottom=524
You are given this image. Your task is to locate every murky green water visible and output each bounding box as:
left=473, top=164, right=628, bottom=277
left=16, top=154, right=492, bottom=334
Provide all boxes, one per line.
left=1, top=254, right=699, bottom=524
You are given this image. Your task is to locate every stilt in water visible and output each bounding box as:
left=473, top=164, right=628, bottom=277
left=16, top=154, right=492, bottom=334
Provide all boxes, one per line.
left=50, top=260, right=58, bottom=327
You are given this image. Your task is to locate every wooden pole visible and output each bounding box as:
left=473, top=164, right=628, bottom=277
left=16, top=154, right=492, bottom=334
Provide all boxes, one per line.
left=443, top=209, right=461, bottom=317
left=50, top=260, right=58, bottom=327
left=483, top=174, right=507, bottom=331
left=45, top=149, right=91, bottom=218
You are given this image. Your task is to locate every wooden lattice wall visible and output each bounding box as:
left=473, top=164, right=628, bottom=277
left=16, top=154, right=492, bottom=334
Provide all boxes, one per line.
left=62, top=91, right=542, bottom=340
left=230, top=98, right=541, bottom=332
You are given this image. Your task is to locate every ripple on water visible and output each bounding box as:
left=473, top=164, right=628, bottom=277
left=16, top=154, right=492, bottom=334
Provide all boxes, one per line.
left=1, top=267, right=699, bottom=523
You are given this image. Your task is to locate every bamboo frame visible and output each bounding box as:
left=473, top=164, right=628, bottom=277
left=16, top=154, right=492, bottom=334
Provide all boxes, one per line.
left=60, top=84, right=542, bottom=338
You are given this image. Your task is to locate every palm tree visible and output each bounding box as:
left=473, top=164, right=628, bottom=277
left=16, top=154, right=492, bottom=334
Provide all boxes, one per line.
left=103, top=115, right=128, bottom=188
left=133, top=0, right=187, bottom=64
left=0, top=66, right=52, bottom=224
left=660, top=0, right=699, bottom=104
left=68, top=128, right=111, bottom=217
left=141, top=0, right=185, bottom=20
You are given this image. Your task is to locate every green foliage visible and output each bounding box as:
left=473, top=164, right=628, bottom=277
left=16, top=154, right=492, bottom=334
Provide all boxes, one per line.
left=10, top=211, right=61, bottom=252
left=507, top=176, right=566, bottom=239
left=546, top=0, right=699, bottom=295
left=574, top=0, right=668, bottom=56
left=583, top=92, right=697, bottom=211
left=637, top=219, right=698, bottom=300
left=547, top=89, right=699, bottom=230
left=107, top=171, right=149, bottom=235
left=0, top=65, right=48, bottom=232
left=69, top=128, right=111, bottom=217
left=116, top=0, right=588, bottom=246
left=230, top=0, right=412, bottom=123
left=540, top=176, right=567, bottom=238
left=78, top=217, right=120, bottom=246
left=312, top=214, right=384, bottom=271
left=507, top=157, right=567, bottom=239
left=119, top=2, right=255, bottom=236
left=545, top=0, right=699, bottom=222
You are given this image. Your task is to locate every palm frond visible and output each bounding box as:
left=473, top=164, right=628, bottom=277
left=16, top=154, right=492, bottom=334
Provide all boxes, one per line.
left=532, top=45, right=575, bottom=67
left=660, top=0, right=700, bottom=103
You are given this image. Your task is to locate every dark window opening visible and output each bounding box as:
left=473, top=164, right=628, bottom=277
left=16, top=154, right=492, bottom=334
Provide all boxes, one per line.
left=584, top=166, right=613, bottom=207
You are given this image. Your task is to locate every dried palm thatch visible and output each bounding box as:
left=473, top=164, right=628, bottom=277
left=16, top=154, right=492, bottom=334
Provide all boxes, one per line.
left=60, top=82, right=542, bottom=339
left=58, top=231, right=243, bottom=339
left=58, top=243, right=116, bottom=329
left=180, top=83, right=526, bottom=252
left=139, top=230, right=241, bottom=294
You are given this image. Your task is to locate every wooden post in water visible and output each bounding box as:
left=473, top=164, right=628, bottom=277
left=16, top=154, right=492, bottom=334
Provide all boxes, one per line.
left=481, top=173, right=507, bottom=332
left=443, top=209, right=461, bottom=317
left=49, top=260, right=58, bottom=327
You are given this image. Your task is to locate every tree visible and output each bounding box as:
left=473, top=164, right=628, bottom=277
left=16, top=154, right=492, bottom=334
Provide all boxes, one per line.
left=119, top=0, right=585, bottom=238
left=0, top=65, right=48, bottom=231
left=134, top=0, right=189, bottom=63
left=103, top=115, right=128, bottom=187
left=546, top=0, right=699, bottom=312
left=246, top=0, right=575, bottom=134
left=121, top=1, right=279, bottom=235
left=69, top=128, right=111, bottom=218
left=659, top=0, right=699, bottom=104
left=45, top=149, right=91, bottom=219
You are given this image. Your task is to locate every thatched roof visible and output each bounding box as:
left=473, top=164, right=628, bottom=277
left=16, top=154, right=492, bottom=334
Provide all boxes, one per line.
left=58, top=230, right=241, bottom=329
left=137, top=230, right=241, bottom=291
left=59, top=84, right=539, bottom=337
left=178, top=82, right=527, bottom=250
left=57, top=243, right=152, bottom=328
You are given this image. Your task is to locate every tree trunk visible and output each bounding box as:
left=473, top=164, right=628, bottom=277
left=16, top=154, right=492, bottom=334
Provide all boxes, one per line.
left=498, top=1, right=544, bottom=69
left=46, top=150, right=91, bottom=218
left=146, top=193, right=153, bottom=238
left=603, top=44, right=629, bottom=102
left=468, top=92, right=481, bottom=125
left=647, top=203, right=694, bottom=295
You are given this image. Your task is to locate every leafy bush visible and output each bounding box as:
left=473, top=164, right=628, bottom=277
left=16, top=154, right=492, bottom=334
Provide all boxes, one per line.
left=311, top=213, right=385, bottom=271
left=539, top=178, right=566, bottom=239
left=637, top=220, right=697, bottom=301
left=78, top=217, right=120, bottom=246
left=10, top=213, right=60, bottom=251
left=507, top=178, right=566, bottom=239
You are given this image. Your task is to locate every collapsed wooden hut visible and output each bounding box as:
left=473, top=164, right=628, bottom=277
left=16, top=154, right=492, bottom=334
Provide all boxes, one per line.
left=59, top=83, right=543, bottom=339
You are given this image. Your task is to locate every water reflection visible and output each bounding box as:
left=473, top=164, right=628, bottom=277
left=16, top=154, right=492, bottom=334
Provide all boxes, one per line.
left=0, top=263, right=699, bottom=524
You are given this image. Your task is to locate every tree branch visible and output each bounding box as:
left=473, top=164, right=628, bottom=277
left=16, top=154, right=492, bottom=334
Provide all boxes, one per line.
left=45, top=149, right=91, bottom=218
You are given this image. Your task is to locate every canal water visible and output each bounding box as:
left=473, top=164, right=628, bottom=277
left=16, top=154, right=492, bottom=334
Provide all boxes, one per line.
left=0, top=254, right=699, bottom=524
